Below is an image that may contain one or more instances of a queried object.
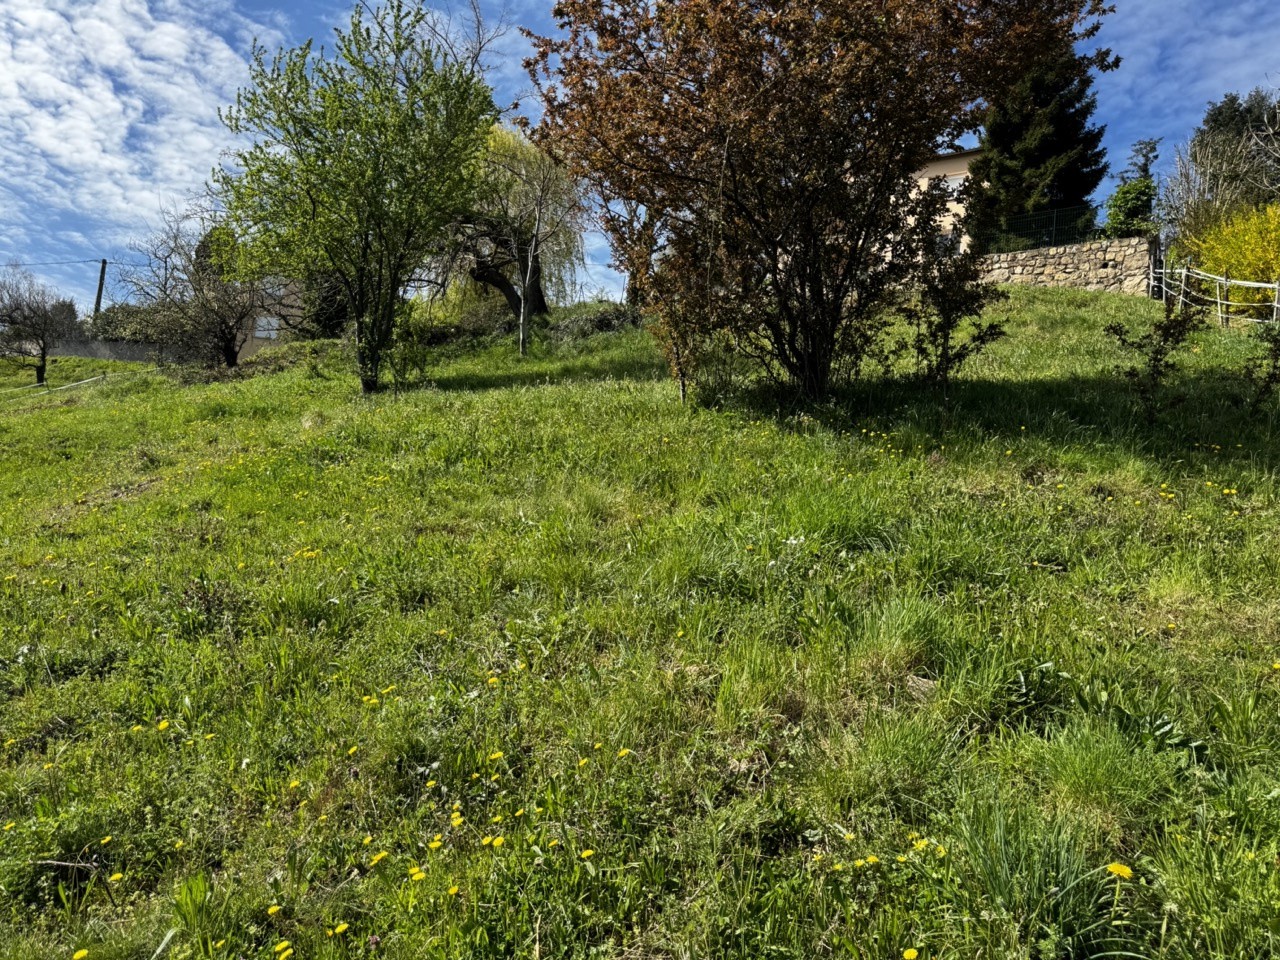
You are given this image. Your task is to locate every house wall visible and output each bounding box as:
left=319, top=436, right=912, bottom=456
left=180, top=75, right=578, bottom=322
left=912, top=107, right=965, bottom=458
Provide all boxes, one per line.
left=981, top=236, right=1155, bottom=297
left=915, top=148, right=980, bottom=241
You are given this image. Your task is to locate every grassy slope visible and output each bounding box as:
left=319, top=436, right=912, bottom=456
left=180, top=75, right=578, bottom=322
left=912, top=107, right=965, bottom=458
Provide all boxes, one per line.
left=1, top=289, right=1278, bottom=959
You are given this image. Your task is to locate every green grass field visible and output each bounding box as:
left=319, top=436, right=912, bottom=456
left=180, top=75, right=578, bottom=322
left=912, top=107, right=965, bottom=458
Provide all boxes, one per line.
left=2, top=288, right=1278, bottom=959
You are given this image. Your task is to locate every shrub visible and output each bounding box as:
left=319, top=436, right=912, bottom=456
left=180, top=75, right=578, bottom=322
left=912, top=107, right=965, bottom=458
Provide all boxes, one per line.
left=1191, top=203, right=1280, bottom=291
left=1103, top=177, right=1158, bottom=238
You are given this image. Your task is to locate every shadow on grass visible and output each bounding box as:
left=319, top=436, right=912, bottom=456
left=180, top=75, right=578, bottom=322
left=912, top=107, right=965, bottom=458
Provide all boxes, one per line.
left=422, top=336, right=670, bottom=393
left=726, top=370, right=1280, bottom=472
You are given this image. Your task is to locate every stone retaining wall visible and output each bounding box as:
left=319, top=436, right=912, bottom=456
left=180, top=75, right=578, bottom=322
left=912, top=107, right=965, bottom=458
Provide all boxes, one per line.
left=981, top=236, right=1154, bottom=297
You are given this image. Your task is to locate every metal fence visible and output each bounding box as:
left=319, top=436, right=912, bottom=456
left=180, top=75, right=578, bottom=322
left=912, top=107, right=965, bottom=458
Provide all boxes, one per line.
left=969, top=205, right=1099, bottom=255
left=1151, top=261, right=1280, bottom=325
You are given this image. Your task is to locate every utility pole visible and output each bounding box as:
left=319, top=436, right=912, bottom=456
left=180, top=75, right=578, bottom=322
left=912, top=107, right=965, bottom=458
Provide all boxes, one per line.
left=93, top=259, right=107, bottom=318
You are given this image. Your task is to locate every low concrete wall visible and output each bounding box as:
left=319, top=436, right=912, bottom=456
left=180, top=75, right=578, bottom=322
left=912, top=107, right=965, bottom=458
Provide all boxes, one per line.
left=982, top=236, right=1155, bottom=297
left=51, top=339, right=168, bottom=362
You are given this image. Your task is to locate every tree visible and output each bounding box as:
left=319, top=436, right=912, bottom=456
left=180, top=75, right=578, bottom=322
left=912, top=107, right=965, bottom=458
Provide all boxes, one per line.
left=0, top=264, right=79, bottom=385
left=450, top=127, right=586, bottom=354
left=119, top=206, right=276, bottom=368
left=1190, top=87, right=1280, bottom=210
left=529, top=0, right=1114, bottom=399
left=215, top=0, right=497, bottom=392
left=1162, top=134, right=1259, bottom=254
left=1103, top=139, right=1160, bottom=238
left=968, top=39, right=1113, bottom=250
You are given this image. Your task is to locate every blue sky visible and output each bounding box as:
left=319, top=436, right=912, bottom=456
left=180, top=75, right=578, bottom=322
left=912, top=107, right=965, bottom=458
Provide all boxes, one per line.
left=2, top=0, right=1278, bottom=308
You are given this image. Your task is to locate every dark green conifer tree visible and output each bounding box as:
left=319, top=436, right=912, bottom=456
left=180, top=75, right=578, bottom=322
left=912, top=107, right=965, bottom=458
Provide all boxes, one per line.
left=968, top=44, right=1110, bottom=251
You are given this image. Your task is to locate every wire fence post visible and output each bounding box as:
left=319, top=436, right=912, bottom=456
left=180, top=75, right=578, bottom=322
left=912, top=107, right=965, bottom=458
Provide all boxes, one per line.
left=1274, top=277, right=1280, bottom=325
left=1178, top=265, right=1188, bottom=314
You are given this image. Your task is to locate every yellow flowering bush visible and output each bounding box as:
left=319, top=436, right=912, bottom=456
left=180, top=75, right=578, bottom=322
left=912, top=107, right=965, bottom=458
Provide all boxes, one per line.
left=1189, top=204, right=1280, bottom=314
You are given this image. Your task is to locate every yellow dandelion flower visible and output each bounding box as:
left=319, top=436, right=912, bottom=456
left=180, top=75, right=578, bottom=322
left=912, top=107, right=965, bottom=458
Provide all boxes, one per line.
left=362, top=835, right=373, bottom=845
left=515, top=808, right=525, bottom=817
left=866, top=855, right=879, bottom=864
left=381, top=684, right=396, bottom=695
left=617, top=748, right=631, bottom=758
left=594, top=742, right=602, bottom=750
left=174, top=840, right=184, bottom=849
left=913, top=839, right=929, bottom=851
left=3, top=822, right=14, bottom=831
left=267, top=904, right=282, bottom=915
left=482, top=836, right=493, bottom=846
left=100, top=835, right=112, bottom=845
left=273, top=942, right=290, bottom=953
left=854, top=859, right=866, bottom=868
left=426, top=779, right=437, bottom=788
left=288, top=780, right=300, bottom=790
left=578, top=757, right=589, bottom=768
left=109, top=872, right=123, bottom=882
left=347, top=746, right=358, bottom=756
left=492, top=836, right=505, bottom=848
left=904, top=950, right=919, bottom=960
left=333, top=922, right=349, bottom=935
left=369, top=851, right=389, bottom=866
left=429, top=840, right=442, bottom=850
left=1106, top=862, right=1133, bottom=879
left=488, top=751, right=504, bottom=761
left=157, top=720, right=170, bottom=731
left=410, top=870, right=426, bottom=881
left=74, top=952, right=89, bottom=960
left=548, top=839, right=559, bottom=847
left=487, top=677, right=499, bottom=686
left=580, top=849, right=594, bottom=859
left=278, top=951, right=293, bottom=960
left=130, top=725, right=142, bottom=733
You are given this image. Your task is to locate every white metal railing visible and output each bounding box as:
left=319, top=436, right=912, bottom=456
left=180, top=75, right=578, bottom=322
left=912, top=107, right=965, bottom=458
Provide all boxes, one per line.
left=1150, top=260, right=1280, bottom=326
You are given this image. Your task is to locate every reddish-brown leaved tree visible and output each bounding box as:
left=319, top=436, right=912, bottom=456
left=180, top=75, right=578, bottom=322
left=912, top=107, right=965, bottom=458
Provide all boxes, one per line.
left=528, top=0, right=1113, bottom=399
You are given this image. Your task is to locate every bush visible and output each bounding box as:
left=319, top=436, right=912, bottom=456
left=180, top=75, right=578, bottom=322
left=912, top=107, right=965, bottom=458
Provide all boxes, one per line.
left=1191, top=204, right=1280, bottom=290
left=1103, top=178, right=1158, bottom=238
left=546, top=301, right=641, bottom=340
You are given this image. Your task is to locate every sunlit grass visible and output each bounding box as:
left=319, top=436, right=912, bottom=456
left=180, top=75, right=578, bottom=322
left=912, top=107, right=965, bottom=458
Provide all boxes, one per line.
left=1, top=289, right=1278, bottom=958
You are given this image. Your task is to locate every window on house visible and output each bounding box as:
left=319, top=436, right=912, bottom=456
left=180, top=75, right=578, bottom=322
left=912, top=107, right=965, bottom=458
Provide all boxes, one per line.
left=254, top=314, right=280, bottom=339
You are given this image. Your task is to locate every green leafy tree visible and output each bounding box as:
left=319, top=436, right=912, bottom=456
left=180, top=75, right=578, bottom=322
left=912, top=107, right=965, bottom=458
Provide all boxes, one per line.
left=1103, top=139, right=1160, bottom=238
left=214, top=0, right=496, bottom=392
left=450, top=126, right=586, bottom=354
left=969, top=41, right=1113, bottom=251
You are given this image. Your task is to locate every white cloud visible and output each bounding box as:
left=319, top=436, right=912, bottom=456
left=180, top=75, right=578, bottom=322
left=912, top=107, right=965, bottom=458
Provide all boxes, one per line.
left=0, top=0, right=283, bottom=303
left=1093, top=0, right=1280, bottom=184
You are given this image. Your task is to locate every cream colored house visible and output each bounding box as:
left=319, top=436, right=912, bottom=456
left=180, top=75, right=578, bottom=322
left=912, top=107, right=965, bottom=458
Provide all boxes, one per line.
left=915, top=147, right=979, bottom=243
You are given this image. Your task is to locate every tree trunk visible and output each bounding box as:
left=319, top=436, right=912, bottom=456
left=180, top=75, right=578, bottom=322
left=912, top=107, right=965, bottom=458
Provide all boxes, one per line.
left=796, top=346, right=832, bottom=401
left=222, top=336, right=240, bottom=368
left=35, top=357, right=46, bottom=386
left=470, top=260, right=551, bottom=333
left=524, top=254, right=549, bottom=318
left=469, top=264, right=524, bottom=321
left=356, top=325, right=381, bottom=394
